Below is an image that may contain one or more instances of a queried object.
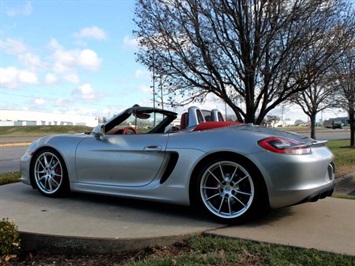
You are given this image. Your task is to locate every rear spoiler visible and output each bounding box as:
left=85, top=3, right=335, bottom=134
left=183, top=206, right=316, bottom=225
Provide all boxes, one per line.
left=311, top=140, right=328, bottom=147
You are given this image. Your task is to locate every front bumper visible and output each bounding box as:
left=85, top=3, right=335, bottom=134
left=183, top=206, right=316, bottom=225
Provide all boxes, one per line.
left=20, top=151, right=32, bottom=186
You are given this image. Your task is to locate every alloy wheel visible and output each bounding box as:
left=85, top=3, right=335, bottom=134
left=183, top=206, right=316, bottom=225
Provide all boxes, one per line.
left=200, top=161, right=255, bottom=219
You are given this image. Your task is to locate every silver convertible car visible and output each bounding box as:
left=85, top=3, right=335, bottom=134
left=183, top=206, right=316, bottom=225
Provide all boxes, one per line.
left=20, top=105, right=335, bottom=223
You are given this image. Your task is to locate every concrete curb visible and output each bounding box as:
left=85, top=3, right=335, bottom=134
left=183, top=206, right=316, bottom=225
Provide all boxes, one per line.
left=334, top=173, right=355, bottom=196
left=19, top=232, right=196, bottom=255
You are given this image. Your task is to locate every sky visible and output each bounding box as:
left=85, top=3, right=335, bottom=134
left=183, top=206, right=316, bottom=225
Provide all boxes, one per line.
left=0, top=0, right=347, bottom=122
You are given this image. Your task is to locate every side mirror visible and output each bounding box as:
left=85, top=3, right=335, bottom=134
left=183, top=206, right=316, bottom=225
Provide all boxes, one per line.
left=92, top=124, right=105, bottom=139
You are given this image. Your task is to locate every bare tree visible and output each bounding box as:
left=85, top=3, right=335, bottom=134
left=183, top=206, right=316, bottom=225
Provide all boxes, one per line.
left=332, top=47, right=355, bottom=147
left=292, top=76, right=336, bottom=139
left=134, top=0, right=352, bottom=124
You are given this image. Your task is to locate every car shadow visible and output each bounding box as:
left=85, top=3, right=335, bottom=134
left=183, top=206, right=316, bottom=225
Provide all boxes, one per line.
left=9, top=184, right=296, bottom=227
left=65, top=191, right=294, bottom=226
left=68, top=191, right=204, bottom=221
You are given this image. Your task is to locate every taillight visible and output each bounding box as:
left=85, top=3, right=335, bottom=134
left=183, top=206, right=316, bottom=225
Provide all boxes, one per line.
left=258, top=137, right=311, bottom=155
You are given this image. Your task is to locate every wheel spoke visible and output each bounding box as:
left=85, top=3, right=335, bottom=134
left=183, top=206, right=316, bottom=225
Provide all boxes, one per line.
left=50, top=161, right=59, bottom=171
left=230, top=165, right=239, bottom=182
left=38, top=175, right=46, bottom=181
left=217, top=195, right=225, bottom=213
left=227, top=197, right=232, bottom=216
left=43, top=155, right=49, bottom=167
left=207, top=169, right=222, bottom=184
left=44, top=177, right=51, bottom=190
left=49, top=177, right=59, bottom=188
left=38, top=160, right=45, bottom=170
left=231, top=194, right=247, bottom=207
left=201, top=185, right=220, bottom=190
left=218, top=163, right=225, bottom=179
left=35, top=169, right=45, bottom=174
left=48, top=155, right=54, bottom=167
left=234, top=174, right=248, bottom=185
left=236, top=190, right=253, bottom=196
left=204, top=192, right=220, bottom=201
left=52, top=172, right=62, bottom=178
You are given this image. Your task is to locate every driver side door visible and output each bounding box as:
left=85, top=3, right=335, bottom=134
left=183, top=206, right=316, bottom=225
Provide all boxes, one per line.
left=75, top=133, right=169, bottom=187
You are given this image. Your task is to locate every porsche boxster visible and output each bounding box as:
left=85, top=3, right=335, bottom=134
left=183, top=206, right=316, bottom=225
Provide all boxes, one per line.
left=20, top=105, right=335, bottom=223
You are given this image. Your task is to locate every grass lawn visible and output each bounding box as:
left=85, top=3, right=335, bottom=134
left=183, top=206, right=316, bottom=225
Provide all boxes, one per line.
left=121, top=236, right=355, bottom=266
left=0, top=125, right=93, bottom=137
left=327, top=139, right=355, bottom=177
left=0, top=172, right=20, bottom=185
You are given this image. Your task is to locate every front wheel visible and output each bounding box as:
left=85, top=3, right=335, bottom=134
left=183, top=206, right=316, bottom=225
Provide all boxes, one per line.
left=32, top=149, right=70, bottom=197
left=192, top=156, right=268, bottom=224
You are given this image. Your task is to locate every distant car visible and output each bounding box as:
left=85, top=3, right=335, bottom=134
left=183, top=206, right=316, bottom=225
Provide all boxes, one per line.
left=331, top=119, right=343, bottom=129
left=20, top=105, right=335, bottom=224
left=324, top=119, right=343, bottom=129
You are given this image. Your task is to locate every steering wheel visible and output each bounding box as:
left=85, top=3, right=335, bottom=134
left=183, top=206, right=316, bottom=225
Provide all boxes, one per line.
left=122, top=126, right=137, bottom=135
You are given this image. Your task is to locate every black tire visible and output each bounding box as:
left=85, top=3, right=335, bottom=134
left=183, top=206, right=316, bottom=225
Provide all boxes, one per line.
left=191, top=155, right=268, bottom=224
left=31, top=149, right=70, bottom=197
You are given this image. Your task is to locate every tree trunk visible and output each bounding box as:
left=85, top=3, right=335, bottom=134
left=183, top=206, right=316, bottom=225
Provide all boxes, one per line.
left=310, top=114, right=317, bottom=139
left=349, top=109, right=355, bottom=147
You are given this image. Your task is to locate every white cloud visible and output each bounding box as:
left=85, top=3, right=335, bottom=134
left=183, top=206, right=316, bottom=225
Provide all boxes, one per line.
left=44, top=73, right=58, bottom=85
left=134, top=69, right=150, bottom=79
left=77, top=83, right=96, bottom=101
left=138, top=84, right=151, bottom=94
left=123, top=36, right=138, bottom=49
left=52, top=50, right=77, bottom=71
left=18, top=53, right=42, bottom=70
left=5, top=1, right=33, bottom=17
left=49, top=38, right=63, bottom=50
left=74, top=26, right=107, bottom=40
left=35, top=98, right=45, bottom=105
left=78, top=49, right=102, bottom=71
left=18, top=69, right=37, bottom=84
left=54, top=98, right=76, bottom=108
left=0, top=67, right=38, bottom=89
left=50, top=40, right=102, bottom=73
left=63, top=74, right=80, bottom=84
left=0, top=38, right=27, bottom=54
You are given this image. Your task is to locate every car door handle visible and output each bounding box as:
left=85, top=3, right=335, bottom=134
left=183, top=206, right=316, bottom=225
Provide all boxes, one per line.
left=144, top=145, right=162, bottom=152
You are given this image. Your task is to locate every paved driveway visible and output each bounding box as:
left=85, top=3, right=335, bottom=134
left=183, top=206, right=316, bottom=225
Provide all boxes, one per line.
left=1, top=183, right=354, bottom=256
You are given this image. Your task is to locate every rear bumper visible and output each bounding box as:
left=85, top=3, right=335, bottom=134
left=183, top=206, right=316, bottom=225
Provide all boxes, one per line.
left=268, top=180, right=335, bottom=208
left=251, top=147, right=335, bottom=209
left=295, top=185, right=334, bottom=205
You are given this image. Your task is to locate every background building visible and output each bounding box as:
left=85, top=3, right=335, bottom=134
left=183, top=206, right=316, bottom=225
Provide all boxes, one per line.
left=0, top=110, right=99, bottom=127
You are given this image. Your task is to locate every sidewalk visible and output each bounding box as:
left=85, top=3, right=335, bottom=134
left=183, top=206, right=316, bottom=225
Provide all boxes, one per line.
left=1, top=181, right=354, bottom=256
left=206, top=197, right=355, bottom=256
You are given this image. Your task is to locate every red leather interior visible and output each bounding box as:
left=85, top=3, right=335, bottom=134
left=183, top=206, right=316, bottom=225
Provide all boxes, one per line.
left=193, top=121, right=243, bottom=131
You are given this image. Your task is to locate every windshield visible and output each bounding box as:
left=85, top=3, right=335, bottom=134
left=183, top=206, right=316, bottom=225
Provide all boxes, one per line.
left=104, top=106, right=177, bottom=134
left=117, top=112, right=166, bottom=133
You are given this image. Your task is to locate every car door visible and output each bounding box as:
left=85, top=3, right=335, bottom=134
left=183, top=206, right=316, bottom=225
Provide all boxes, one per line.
left=75, top=133, right=169, bottom=186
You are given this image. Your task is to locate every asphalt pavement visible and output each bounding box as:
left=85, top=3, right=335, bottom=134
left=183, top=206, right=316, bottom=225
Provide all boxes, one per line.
left=1, top=180, right=355, bottom=256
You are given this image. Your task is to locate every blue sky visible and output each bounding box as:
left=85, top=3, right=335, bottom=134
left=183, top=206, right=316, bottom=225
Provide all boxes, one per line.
left=0, top=0, right=155, bottom=119
left=0, top=0, right=347, bottom=121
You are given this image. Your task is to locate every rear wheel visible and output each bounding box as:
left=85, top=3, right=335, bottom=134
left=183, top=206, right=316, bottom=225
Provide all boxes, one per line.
left=192, top=156, right=267, bottom=224
left=32, top=149, right=69, bottom=197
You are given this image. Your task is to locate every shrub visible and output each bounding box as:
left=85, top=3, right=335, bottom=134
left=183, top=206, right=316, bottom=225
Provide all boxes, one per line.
left=0, top=218, right=20, bottom=255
